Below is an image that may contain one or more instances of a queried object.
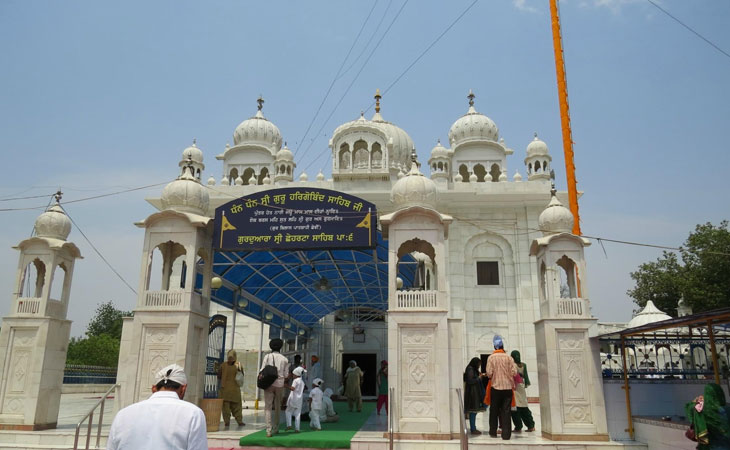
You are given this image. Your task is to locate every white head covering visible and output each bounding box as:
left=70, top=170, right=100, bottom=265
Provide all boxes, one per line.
left=155, top=364, right=187, bottom=386
left=313, top=378, right=323, bottom=387
left=324, top=388, right=333, bottom=398
left=292, top=366, right=306, bottom=377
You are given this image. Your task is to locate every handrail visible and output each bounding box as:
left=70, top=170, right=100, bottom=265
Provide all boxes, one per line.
left=73, top=384, right=119, bottom=450
left=455, top=388, right=468, bottom=450
left=389, top=387, right=394, bottom=450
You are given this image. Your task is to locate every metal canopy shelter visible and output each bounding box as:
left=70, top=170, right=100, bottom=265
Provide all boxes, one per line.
left=195, top=230, right=417, bottom=334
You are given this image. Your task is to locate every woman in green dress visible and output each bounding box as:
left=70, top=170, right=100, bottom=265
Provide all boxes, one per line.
left=343, top=360, right=364, bottom=412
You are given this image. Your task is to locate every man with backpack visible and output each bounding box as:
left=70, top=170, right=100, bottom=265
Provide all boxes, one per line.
left=259, top=338, right=290, bottom=437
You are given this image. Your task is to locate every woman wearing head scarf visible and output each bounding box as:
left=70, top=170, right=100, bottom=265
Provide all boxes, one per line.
left=218, top=349, right=245, bottom=427
left=463, top=357, right=485, bottom=435
left=343, top=360, right=364, bottom=412
left=686, top=383, right=730, bottom=449
left=376, top=360, right=388, bottom=415
left=510, top=350, right=535, bottom=432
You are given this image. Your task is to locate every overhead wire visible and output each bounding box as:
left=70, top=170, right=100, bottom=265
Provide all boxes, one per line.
left=0, top=193, right=58, bottom=202
left=646, top=0, right=730, bottom=60
left=298, top=0, right=410, bottom=174
left=293, top=0, right=380, bottom=157
left=58, top=203, right=138, bottom=296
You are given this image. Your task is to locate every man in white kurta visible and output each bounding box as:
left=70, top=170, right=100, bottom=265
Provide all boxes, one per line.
left=107, top=364, right=207, bottom=450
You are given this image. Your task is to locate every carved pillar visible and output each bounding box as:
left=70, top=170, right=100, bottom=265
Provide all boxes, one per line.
left=0, top=202, right=81, bottom=430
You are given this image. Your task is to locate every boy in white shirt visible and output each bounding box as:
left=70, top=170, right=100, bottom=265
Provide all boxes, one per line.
left=309, top=378, right=324, bottom=430
left=285, top=367, right=306, bottom=433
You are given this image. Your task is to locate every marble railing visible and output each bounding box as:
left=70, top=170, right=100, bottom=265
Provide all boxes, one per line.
left=144, top=290, right=183, bottom=307
left=16, top=297, right=41, bottom=315
left=541, top=297, right=590, bottom=318
left=396, top=290, right=438, bottom=309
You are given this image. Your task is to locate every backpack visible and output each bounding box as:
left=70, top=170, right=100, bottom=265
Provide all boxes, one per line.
left=257, top=353, right=279, bottom=390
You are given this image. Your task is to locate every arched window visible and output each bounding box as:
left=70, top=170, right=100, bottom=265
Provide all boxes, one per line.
left=339, top=143, right=350, bottom=169
left=437, top=162, right=444, bottom=171
left=229, top=168, right=239, bottom=185
left=489, top=164, right=501, bottom=183
left=535, top=161, right=542, bottom=172
left=543, top=160, right=548, bottom=172
left=371, top=143, right=382, bottom=168
left=539, top=261, right=547, bottom=301
left=528, top=163, right=532, bottom=175
left=286, top=166, right=291, bottom=175
left=242, top=168, right=255, bottom=185
left=354, top=140, right=368, bottom=169
left=458, top=164, right=470, bottom=182
left=20, top=258, right=46, bottom=298
left=146, top=241, right=186, bottom=291
left=49, top=263, right=67, bottom=302
left=473, top=164, right=486, bottom=182
left=397, top=239, right=437, bottom=291
left=556, top=255, right=578, bottom=298
left=258, top=167, right=269, bottom=184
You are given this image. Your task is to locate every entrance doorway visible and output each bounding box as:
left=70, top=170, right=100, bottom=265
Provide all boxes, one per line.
left=342, top=353, right=377, bottom=397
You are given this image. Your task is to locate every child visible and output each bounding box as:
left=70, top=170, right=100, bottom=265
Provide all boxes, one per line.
left=309, top=378, right=324, bottom=431
left=322, top=388, right=340, bottom=423
left=285, top=366, right=306, bottom=433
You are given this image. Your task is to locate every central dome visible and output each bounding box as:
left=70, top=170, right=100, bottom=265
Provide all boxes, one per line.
left=35, top=202, right=72, bottom=240
left=160, top=167, right=210, bottom=215
left=232, top=100, right=283, bottom=154
left=538, top=189, right=574, bottom=235
left=448, top=90, right=499, bottom=147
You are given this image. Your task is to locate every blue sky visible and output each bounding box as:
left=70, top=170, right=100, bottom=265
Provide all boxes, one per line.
left=1, top=0, right=728, bottom=337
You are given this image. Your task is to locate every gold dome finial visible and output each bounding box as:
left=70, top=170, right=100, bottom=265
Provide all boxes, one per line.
left=257, top=95, right=265, bottom=111
left=374, top=88, right=382, bottom=114
left=468, top=89, right=475, bottom=107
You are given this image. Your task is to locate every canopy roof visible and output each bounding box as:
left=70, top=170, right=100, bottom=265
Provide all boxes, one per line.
left=196, top=230, right=417, bottom=334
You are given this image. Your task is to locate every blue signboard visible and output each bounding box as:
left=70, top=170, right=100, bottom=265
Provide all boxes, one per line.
left=212, top=188, right=377, bottom=251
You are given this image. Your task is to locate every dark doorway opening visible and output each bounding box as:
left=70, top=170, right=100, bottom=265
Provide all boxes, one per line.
left=341, top=353, right=377, bottom=397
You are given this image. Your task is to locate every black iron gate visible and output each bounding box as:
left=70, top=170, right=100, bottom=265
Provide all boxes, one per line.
left=204, top=314, right=227, bottom=398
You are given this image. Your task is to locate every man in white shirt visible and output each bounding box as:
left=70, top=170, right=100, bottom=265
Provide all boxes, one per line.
left=106, top=364, right=207, bottom=450
left=261, top=338, right=290, bottom=437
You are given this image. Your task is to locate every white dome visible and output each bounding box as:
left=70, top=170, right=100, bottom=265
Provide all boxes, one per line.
left=448, top=91, right=499, bottom=146
left=181, top=140, right=203, bottom=164
left=160, top=168, right=210, bottom=215
left=627, top=300, right=672, bottom=328
left=276, top=144, right=294, bottom=161
left=390, top=158, right=437, bottom=208
left=538, top=190, right=574, bottom=234
left=526, top=133, right=549, bottom=157
left=430, top=140, right=449, bottom=159
left=232, top=109, right=283, bottom=154
left=35, top=203, right=72, bottom=240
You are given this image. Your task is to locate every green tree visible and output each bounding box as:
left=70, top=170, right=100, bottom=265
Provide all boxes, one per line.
left=66, top=301, right=132, bottom=367
left=628, top=221, right=730, bottom=315
left=86, top=301, right=131, bottom=339
left=66, top=334, right=120, bottom=367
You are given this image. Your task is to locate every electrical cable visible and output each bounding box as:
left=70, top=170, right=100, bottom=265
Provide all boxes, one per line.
left=364, top=0, right=480, bottom=112
left=0, top=193, right=57, bottom=202
left=298, top=0, right=410, bottom=173
left=293, top=0, right=380, bottom=157
left=58, top=204, right=138, bottom=296
left=646, top=0, right=730, bottom=60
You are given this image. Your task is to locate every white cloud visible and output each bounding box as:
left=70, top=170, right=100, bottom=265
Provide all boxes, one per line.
left=512, top=0, right=539, bottom=13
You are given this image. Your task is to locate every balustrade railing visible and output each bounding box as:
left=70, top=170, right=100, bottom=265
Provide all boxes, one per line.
left=144, top=290, right=183, bottom=307
left=16, top=297, right=41, bottom=314
left=396, top=290, right=437, bottom=309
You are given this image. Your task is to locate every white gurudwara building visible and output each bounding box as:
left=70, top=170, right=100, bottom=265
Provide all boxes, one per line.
left=0, top=90, right=611, bottom=443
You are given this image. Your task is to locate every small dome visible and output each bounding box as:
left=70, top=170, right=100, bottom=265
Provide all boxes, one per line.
left=627, top=300, right=672, bottom=328
left=430, top=140, right=449, bottom=159
left=232, top=99, right=283, bottom=154
left=207, top=175, right=216, bottom=186
left=390, top=153, right=438, bottom=207
left=316, top=170, right=325, bottom=181
left=526, top=133, right=549, bottom=157
left=538, top=189, right=574, bottom=235
left=448, top=90, right=499, bottom=147
left=276, top=143, right=294, bottom=162
left=160, top=167, right=210, bottom=215
left=35, top=202, right=72, bottom=240
left=181, top=140, right=203, bottom=164
left=513, top=170, right=522, bottom=182
left=300, top=172, right=308, bottom=182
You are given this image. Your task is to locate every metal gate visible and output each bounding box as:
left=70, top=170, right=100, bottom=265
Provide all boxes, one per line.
left=204, top=314, right=227, bottom=398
